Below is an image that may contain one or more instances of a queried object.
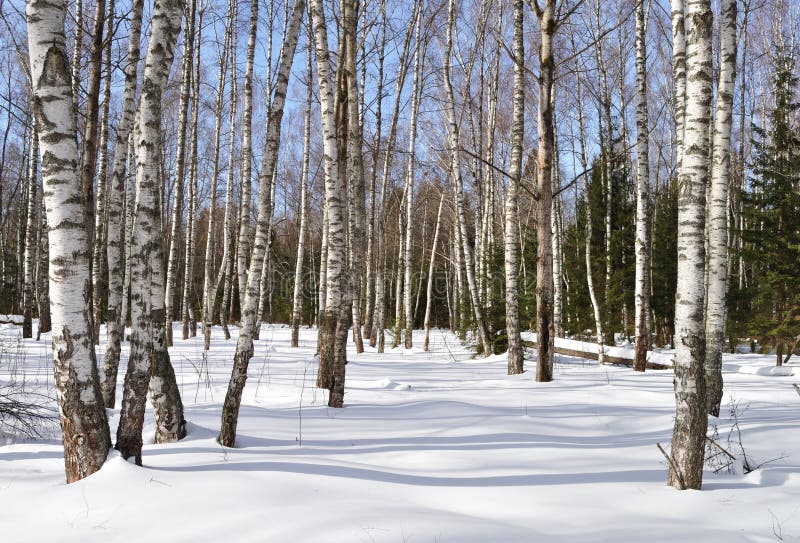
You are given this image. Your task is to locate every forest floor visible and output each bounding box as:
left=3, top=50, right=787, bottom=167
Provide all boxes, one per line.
left=1, top=322, right=799, bottom=542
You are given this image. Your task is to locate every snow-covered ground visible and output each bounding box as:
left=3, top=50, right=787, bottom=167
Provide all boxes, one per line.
left=1, top=322, right=798, bottom=542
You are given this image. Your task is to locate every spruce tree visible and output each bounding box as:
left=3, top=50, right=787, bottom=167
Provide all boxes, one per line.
left=739, top=46, right=800, bottom=365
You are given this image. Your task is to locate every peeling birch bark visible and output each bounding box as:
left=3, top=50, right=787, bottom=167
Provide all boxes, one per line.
left=26, top=0, right=111, bottom=481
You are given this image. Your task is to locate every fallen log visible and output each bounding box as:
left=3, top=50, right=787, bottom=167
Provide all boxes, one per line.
left=0, top=314, right=23, bottom=325
left=521, top=339, right=672, bottom=370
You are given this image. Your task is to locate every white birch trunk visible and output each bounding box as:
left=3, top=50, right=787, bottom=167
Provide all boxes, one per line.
left=453, top=220, right=466, bottom=330
left=705, top=0, right=736, bottom=416
left=671, top=0, right=687, bottom=171
left=345, top=0, right=366, bottom=355
left=668, top=0, right=711, bottom=491
left=505, top=0, right=524, bottom=375
left=363, top=3, right=387, bottom=343
left=402, top=12, right=422, bottom=350
left=219, top=0, right=239, bottom=340
left=392, top=219, right=403, bottom=349
left=120, top=137, right=135, bottom=337
left=633, top=0, right=652, bottom=372
left=374, top=220, right=386, bottom=352
left=91, top=0, right=113, bottom=344
left=35, top=201, right=52, bottom=338
left=218, top=0, right=305, bottom=446
left=70, top=0, right=83, bottom=129
left=237, top=0, right=258, bottom=309
left=591, top=3, right=614, bottom=324
left=551, top=94, right=564, bottom=339
left=443, top=0, right=490, bottom=357
left=370, top=10, right=416, bottom=349
left=254, top=170, right=277, bottom=335
left=102, top=10, right=142, bottom=401
left=22, top=124, right=38, bottom=339
left=291, top=36, right=312, bottom=348
left=310, top=0, right=349, bottom=406
left=202, top=7, right=233, bottom=350
left=79, top=0, right=107, bottom=295
left=26, top=0, right=111, bottom=481
left=116, top=0, right=186, bottom=463
left=165, top=0, right=196, bottom=347
left=318, top=203, right=328, bottom=319
left=483, top=6, right=502, bottom=324
left=423, top=185, right=446, bottom=352
left=182, top=8, right=203, bottom=340
left=569, top=27, right=605, bottom=364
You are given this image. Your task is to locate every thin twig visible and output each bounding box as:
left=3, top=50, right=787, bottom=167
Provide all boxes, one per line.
left=706, top=436, right=737, bottom=461
left=298, top=362, right=308, bottom=447
left=657, top=442, right=685, bottom=490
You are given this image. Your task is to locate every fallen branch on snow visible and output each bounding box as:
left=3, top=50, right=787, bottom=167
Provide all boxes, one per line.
left=657, top=442, right=685, bottom=490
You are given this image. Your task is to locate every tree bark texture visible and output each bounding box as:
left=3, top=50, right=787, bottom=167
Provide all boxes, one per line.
left=705, top=0, right=736, bottom=417
left=165, top=0, right=196, bottom=347
left=535, top=1, right=556, bottom=382
left=505, top=0, right=525, bottom=375
left=633, top=0, right=652, bottom=372
left=669, top=0, right=712, bottom=491
left=116, top=0, right=186, bottom=464
left=217, top=0, right=305, bottom=447
left=26, top=0, right=111, bottom=481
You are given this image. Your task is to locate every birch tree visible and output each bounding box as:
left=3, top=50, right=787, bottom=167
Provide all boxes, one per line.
left=182, top=3, right=204, bottom=340
left=668, top=0, right=712, bottom=491
left=254, top=172, right=277, bottom=336
left=91, top=0, right=113, bottom=343
left=592, top=0, right=615, bottom=325
left=363, top=2, right=387, bottom=344
left=202, top=4, right=234, bottom=351
left=79, top=0, right=106, bottom=294
left=705, top=0, right=736, bottom=416
left=237, top=0, right=258, bottom=308
left=482, top=6, right=502, bottom=328
left=253, top=0, right=282, bottom=336
left=310, top=0, right=350, bottom=405
left=116, top=0, right=187, bottom=464
left=345, top=0, right=366, bottom=356
left=35, top=204, right=51, bottom=338
left=443, top=0, right=491, bottom=357
left=291, top=32, right=312, bottom=348
left=532, top=0, right=556, bottom=382
left=569, top=26, right=605, bottom=364
left=423, top=185, right=446, bottom=351
left=505, top=0, right=524, bottom=375
left=671, top=0, right=687, bottom=171
left=26, top=0, right=111, bottom=481
left=370, top=9, right=416, bottom=350
left=21, top=124, right=37, bottom=339
left=218, top=0, right=305, bottom=447
left=102, top=0, right=144, bottom=407
left=70, top=0, right=82, bottom=125
left=403, top=10, right=422, bottom=349
left=120, top=138, right=135, bottom=337
left=551, top=94, right=564, bottom=339
left=633, top=0, right=651, bottom=372
left=165, top=0, right=197, bottom=347
left=218, top=0, right=239, bottom=340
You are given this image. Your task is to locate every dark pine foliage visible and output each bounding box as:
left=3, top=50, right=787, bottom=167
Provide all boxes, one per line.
left=731, top=46, right=800, bottom=360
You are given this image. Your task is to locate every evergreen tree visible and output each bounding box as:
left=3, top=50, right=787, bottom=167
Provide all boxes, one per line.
left=560, top=150, right=635, bottom=343
left=651, top=181, right=678, bottom=347
left=737, top=46, right=800, bottom=364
